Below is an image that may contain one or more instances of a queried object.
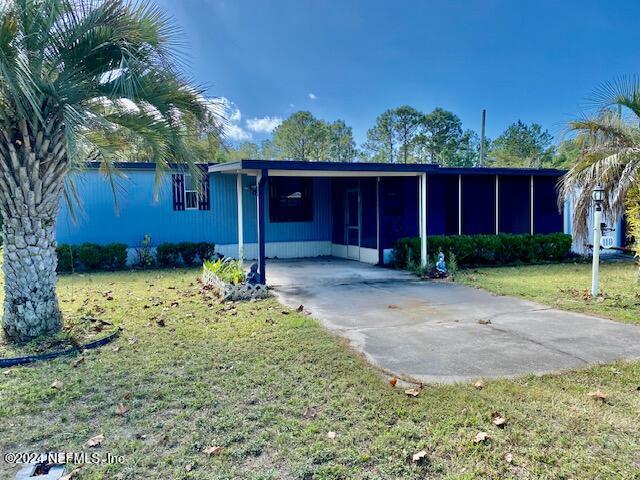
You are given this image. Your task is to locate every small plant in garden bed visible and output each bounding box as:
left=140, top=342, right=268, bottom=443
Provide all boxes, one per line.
left=203, top=258, right=247, bottom=285
left=202, top=259, right=268, bottom=301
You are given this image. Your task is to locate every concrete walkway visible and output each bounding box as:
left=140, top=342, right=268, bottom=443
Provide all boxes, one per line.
left=268, top=257, right=640, bottom=384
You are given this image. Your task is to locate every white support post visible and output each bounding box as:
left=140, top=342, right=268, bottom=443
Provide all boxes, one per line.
left=591, top=207, right=603, bottom=296
left=376, top=177, right=380, bottom=262
left=495, top=175, right=499, bottom=234
left=419, top=174, right=428, bottom=266
left=236, top=173, right=244, bottom=260
left=458, top=174, right=462, bottom=235
left=530, top=176, right=534, bottom=235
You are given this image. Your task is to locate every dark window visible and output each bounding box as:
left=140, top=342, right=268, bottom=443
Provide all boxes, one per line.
left=269, top=177, right=313, bottom=222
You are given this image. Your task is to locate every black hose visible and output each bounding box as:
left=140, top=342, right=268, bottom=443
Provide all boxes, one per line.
left=0, top=328, right=121, bottom=368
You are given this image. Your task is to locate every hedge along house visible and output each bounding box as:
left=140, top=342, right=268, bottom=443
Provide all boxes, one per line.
left=56, top=159, right=626, bottom=284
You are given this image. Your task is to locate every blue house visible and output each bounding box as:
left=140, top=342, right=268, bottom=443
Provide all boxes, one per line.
left=56, top=160, right=624, bottom=283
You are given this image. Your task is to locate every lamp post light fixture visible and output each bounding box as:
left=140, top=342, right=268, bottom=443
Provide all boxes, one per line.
left=591, top=184, right=605, bottom=296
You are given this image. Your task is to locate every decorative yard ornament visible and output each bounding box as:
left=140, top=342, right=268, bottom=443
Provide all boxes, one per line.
left=436, top=251, right=447, bottom=275
left=247, top=263, right=261, bottom=285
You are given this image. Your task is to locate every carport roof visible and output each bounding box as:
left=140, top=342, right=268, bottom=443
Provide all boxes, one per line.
left=208, top=159, right=566, bottom=177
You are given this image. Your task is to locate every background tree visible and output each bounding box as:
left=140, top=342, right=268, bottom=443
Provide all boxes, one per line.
left=392, top=106, right=425, bottom=163
left=364, top=110, right=396, bottom=163
left=560, top=77, right=640, bottom=260
left=420, top=108, right=463, bottom=164
left=489, top=121, right=554, bottom=167
left=448, top=130, right=481, bottom=167
left=552, top=139, right=581, bottom=169
left=327, top=120, right=357, bottom=162
left=0, top=0, right=217, bottom=341
left=272, top=111, right=355, bottom=161
left=272, top=111, right=327, bottom=160
left=364, top=106, right=425, bottom=163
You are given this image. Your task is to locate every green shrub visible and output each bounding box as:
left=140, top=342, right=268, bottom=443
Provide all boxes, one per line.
left=156, top=243, right=181, bottom=267
left=204, top=258, right=246, bottom=285
left=101, top=243, right=128, bottom=270
left=76, top=243, right=103, bottom=270
left=157, top=241, right=217, bottom=267
left=56, top=244, right=76, bottom=272
left=196, top=242, right=216, bottom=262
left=394, top=233, right=572, bottom=269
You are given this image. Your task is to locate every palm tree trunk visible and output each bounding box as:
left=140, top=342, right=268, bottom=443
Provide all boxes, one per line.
left=2, top=214, right=61, bottom=341
left=0, top=119, right=66, bottom=341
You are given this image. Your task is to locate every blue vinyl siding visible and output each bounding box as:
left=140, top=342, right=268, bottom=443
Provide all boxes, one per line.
left=57, top=170, right=332, bottom=247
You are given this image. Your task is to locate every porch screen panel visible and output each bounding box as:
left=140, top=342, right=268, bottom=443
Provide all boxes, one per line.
left=461, top=175, right=495, bottom=235
left=427, top=174, right=459, bottom=235
left=499, top=176, right=530, bottom=233
left=331, top=179, right=346, bottom=244
left=379, top=177, right=418, bottom=250
left=361, top=178, right=377, bottom=249
left=533, top=176, right=563, bottom=234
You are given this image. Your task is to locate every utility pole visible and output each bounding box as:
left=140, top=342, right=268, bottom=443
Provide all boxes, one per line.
left=479, top=109, right=486, bottom=166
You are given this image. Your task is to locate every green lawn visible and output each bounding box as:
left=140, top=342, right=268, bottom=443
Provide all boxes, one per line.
left=1, top=268, right=640, bottom=479
left=458, top=259, right=640, bottom=325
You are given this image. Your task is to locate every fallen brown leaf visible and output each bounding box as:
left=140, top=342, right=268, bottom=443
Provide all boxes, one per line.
left=60, top=467, right=82, bottom=480
left=388, top=304, right=399, bottom=309
left=504, top=452, right=513, bottom=464
left=474, top=431, right=490, bottom=443
left=404, top=387, right=421, bottom=397
left=326, top=431, right=337, bottom=439
left=389, top=377, right=398, bottom=387
left=491, top=412, right=507, bottom=428
left=51, top=380, right=63, bottom=389
left=477, top=319, right=492, bottom=325
left=112, top=346, right=121, bottom=352
left=473, top=379, right=485, bottom=390
left=156, top=318, right=165, bottom=327
left=86, top=434, right=104, bottom=447
left=72, top=357, right=85, bottom=367
left=203, top=445, right=223, bottom=456
left=588, top=390, right=608, bottom=402
left=115, top=403, right=129, bottom=416
left=412, top=449, right=427, bottom=463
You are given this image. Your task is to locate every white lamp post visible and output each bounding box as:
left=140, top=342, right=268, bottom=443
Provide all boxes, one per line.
left=591, top=184, right=605, bottom=296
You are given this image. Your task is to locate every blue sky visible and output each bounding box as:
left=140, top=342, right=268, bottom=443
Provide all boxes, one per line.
left=156, top=0, right=640, bottom=146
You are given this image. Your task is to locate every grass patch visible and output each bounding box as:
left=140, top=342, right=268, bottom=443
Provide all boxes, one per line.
left=458, top=259, right=640, bottom=324
left=0, top=268, right=639, bottom=478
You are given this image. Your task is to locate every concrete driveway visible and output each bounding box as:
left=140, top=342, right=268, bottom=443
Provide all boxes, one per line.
left=268, top=257, right=640, bottom=383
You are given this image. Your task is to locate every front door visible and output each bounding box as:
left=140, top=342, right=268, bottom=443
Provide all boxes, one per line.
left=345, top=189, right=360, bottom=260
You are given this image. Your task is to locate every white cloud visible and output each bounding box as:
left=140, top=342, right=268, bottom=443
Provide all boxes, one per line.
left=225, top=123, right=252, bottom=142
left=246, top=116, right=282, bottom=134
left=308, top=93, right=317, bottom=100
left=217, top=97, right=252, bottom=142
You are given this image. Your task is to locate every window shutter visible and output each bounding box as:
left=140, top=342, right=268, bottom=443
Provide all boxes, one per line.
left=172, top=174, right=185, bottom=211
left=198, top=175, right=210, bottom=211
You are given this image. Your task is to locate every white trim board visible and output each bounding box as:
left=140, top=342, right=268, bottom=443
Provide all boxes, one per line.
left=331, top=244, right=379, bottom=264
left=216, top=241, right=332, bottom=260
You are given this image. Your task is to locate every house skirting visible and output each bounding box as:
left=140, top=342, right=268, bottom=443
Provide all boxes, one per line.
left=216, top=241, right=379, bottom=264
